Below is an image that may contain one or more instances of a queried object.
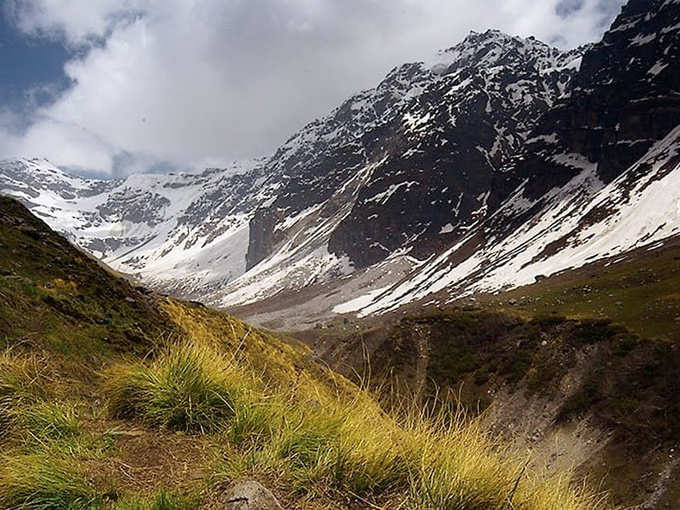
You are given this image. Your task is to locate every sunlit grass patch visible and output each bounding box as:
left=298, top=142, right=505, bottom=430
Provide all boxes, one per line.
left=0, top=351, right=52, bottom=433
left=103, top=342, right=245, bottom=433
left=0, top=453, right=102, bottom=510
left=109, top=489, right=199, bottom=510
left=224, top=399, right=279, bottom=448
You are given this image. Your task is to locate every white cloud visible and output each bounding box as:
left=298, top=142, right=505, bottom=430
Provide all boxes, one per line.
left=1, top=0, right=626, bottom=175
left=4, top=0, right=142, bottom=45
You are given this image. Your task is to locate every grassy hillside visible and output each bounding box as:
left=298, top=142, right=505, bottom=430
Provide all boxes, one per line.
left=0, top=203, right=609, bottom=509
left=0, top=196, right=171, bottom=354
left=305, top=241, right=680, bottom=509
left=481, top=235, right=680, bottom=342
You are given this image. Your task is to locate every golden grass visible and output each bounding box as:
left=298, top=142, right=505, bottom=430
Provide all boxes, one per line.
left=0, top=350, right=52, bottom=433
left=0, top=302, right=611, bottom=510
left=164, top=303, right=610, bottom=510
left=0, top=453, right=101, bottom=510
left=102, top=342, right=250, bottom=433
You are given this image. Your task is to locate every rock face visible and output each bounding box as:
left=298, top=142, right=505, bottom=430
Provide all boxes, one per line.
left=345, top=0, right=680, bottom=319
left=514, top=0, right=680, bottom=196
left=2, top=0, right=680, bottom=327
left=220, top=481, right=283, bottom=510
left=253, top=31, right=586, bottom=269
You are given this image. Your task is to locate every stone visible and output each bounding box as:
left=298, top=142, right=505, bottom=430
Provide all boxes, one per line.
left=221, top=481, right=283, bottom=510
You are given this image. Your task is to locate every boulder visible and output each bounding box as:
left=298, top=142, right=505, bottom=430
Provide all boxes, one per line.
left=221, top=481, right=283, bottom=510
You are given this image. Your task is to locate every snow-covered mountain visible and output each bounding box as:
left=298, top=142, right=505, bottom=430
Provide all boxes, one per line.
left=0, top=158, right=272, bottom=298
left=2, top=0, right=679, bottom=329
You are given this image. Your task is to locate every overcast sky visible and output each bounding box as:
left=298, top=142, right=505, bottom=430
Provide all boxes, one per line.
left=0, top=0, right=625, bottom=177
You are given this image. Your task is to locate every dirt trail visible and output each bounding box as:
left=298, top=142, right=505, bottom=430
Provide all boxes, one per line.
left=412, top=324, right=431, bottom=403
left=87, top=422, right=216, bottom=497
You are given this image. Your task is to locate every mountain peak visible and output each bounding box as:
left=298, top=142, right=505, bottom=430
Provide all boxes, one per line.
left=424, top=29, right=579, bottom=77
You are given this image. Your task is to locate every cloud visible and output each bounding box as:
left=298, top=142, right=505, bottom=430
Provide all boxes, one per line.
left=1, top=0, right=626, bottom=176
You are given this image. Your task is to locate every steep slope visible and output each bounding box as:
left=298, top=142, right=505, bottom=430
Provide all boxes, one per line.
left=346, top=0, right=680, bottom=317
left=0, top=158, right=271, bottom=299
left=360, top=123, right=680, bottom=316
left=308, top=305, right=680, bottom=509
left=0, top=195, right=171, bottom=352
left=0, top=197, right=603, bottom=510
left=299, top=236, right=680, bottom=509
left=208, top=31, right=587, bottom=309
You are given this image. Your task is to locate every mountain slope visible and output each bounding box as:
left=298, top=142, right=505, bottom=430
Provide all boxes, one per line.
left=360, top=122, right=680, bottom=316
left=0, top=196, right=604, bottom=510
left=0, top=195, right=171, bottom=352
left=199, top=31, right=591, bottom=314
left=1, top=0, right=679, bottom=330
left=1, top=31, right=586, bottom=312
left=335, top=0, right=680, bottom=318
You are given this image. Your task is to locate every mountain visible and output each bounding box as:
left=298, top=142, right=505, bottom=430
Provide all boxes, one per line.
left=0, top=31, right=587, bottom=318
left=0, top=157, right=270, bottom=298
left=359, top=0, right=680, bottom=316
left=2, top=0, right=680, bottom=331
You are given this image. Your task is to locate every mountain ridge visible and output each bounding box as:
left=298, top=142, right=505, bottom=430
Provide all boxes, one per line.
left=2, top=1, right=679, bottom=330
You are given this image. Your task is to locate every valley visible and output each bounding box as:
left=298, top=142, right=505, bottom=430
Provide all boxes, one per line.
left=1, top=0, right=680, bottom=508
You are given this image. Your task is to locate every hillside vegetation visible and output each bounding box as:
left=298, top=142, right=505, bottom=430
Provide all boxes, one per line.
left=303, top=239, right=680, bottom=508
left=0, top=202, right=610, bottom=509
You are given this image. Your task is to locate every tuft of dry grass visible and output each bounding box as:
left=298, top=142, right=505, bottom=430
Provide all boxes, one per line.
left=0, top=351, right=52, bottom=434
left=20, top=401, right=83, bottom=442
left=102, top=342, right=247, bottom=434
left=0, top=453, right=101, bottom=510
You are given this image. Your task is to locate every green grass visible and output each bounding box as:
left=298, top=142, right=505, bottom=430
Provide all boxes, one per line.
left=480, top=238, right=680, bottom=342
left=20, top=401, right=82, bottom=442
left=0, top=453, right=102, bottom=510
left=108, top=490, right=199, bottom=510
left=0, top=351, right=52, bottom=433
left=224, top=400, right=277, bottom=447
left=0, top=197, right=173, bottom=356
left=0, top=302, right=610, bottom=510
left=104, top=342, right=242, bottom=433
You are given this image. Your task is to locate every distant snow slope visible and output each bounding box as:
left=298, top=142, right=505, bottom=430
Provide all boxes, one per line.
left=0, top=158, right=270, bottom=298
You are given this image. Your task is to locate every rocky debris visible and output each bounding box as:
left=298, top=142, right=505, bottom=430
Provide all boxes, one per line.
left=220, top=481, right=283, bottom=510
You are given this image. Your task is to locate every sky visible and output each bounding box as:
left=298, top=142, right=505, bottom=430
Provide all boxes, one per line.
left=0, top=0, right=626, bottom=177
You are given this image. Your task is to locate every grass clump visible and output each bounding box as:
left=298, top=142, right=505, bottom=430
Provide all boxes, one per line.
left=104, top=342, right=242, bottom=433
left=20, top=401, right=82, bottom=442
left=109, top=489, right=199, bottom=510
left=0, top=351, right=51, bottom=433
left=0, top=453, right=102, bottom=510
